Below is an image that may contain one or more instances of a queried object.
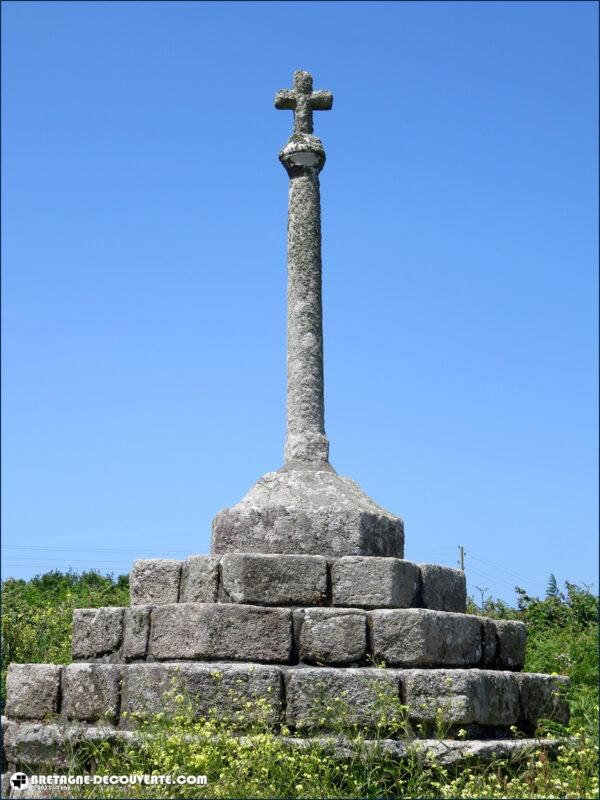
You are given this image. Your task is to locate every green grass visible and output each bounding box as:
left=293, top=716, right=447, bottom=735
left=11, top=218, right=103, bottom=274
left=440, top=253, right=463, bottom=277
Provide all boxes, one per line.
left=1, top=571, right=597, bottom=798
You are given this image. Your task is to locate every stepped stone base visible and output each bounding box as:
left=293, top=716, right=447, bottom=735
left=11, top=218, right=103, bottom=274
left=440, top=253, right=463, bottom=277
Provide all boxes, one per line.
left=4, top=664, right=569, bottom=735
left=1, top=665, right=569, bottom=795
left=69, top=602, right=526, bottom=670
left=0, top=726, right=569, bottom=800
left=211, top=468, right=405, bottom=558
left=2, top=544, right=570, bottom=787
left=0, top=722, right=568, bottom=770
left=127, top=553, right=466, bottom=613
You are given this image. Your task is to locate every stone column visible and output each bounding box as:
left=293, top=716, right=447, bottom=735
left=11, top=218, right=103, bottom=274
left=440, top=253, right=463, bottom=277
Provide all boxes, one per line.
left=281, top=140, right=329, bottom=467
left=275, top=70, right=334, bottom=469
left=211, top=71, right=405, bottom=559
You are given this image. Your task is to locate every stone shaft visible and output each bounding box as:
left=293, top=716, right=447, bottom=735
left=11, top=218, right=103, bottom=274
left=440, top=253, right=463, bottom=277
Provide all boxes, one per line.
left=284, top=166, right=329, bottom=465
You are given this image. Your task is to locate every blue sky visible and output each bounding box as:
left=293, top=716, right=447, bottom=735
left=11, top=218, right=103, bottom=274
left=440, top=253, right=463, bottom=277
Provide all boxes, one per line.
left=2, top=1, right=598, bottom=603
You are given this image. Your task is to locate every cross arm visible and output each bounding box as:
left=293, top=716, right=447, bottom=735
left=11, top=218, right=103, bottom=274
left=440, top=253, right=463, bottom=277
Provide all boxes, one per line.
left=309, top=91, right=333, bottom=110
left=274, top=90, right=296, bottom=110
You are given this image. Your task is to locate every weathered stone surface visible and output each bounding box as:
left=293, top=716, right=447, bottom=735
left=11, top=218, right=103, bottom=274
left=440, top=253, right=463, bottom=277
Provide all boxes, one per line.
left=2, top=722, right=567, bottom=782
left=123, top=606, right=151, bottom=661
left=72, top=607, right=124, bottom=660
left=283, top=148, right=328, bottom=465
left=5, top=665, right=61, bottom=721
left=419, top=564, right=466, bottom=613
left=494, top=620, right=526, bottom=670
left=150, top=603, right=293, bottom=663
left=123, top=663, right=282, bottom=726
left=280, top=733, right=568, bottom=765
left=275, top=70, right=333, bottom=138
left=331, top=557, right=419, bottom=608
left=221, top=553, right=327, bottom=605
left=285, top=667, right=402, bottom=731
left=368, top=736, right=568, bottom=765
left=179, top=556, right=220, bottom=603
left=3, top=715, right=566, bottom=774
left=130, top=559, right=181, bottom=606
left=274, top=74, right=330, bottom=466
left=212, top=468, right=404, bottom=559
left=515, top=672, right=570, bottom=730
left=368, top=609, right=482, bottom=667
left=3, top=721, right=65, bottom=768
left=2, top=720, right=129, bottom=770
left=480, top=617, right=498, bottom=667
left=478, top=671, right=523, bottom=727
left=62, top=664, right=122, bottom=723
left=1, top=771, right=11, bottom=799
left=298, top=609, right=366, bottom=665
left=403, top=669, right=520, bottom=727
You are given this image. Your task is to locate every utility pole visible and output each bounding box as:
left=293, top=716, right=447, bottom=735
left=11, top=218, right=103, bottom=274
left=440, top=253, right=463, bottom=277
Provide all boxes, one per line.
left=458, top=545, right=466, bottom=571
left=474, top=585, right=488, bottom=611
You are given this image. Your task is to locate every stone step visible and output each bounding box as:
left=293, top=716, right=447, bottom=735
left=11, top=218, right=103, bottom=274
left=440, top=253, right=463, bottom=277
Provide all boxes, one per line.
left=71, top=603, right=527, bottom=670
left=129, top=554, right=467, bottom=612
left=4, top=663, right=569, bottom=741
left=1, top=721, right=569, bottom=783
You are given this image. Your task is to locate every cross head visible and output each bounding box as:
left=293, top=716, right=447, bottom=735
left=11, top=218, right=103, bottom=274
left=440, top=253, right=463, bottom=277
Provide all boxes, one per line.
left=275, top=70, right=333, bottom=135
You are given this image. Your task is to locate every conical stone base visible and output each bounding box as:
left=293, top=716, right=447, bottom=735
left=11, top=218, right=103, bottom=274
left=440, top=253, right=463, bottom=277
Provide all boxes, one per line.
left=211, top=467, right=404, bottom=558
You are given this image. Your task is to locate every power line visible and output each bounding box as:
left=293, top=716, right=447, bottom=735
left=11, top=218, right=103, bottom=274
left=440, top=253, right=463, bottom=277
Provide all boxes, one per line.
left=2, top=563, right=129, bottom=571
left=468, top=566, right=520, bottom=590
left=468, top=551, right=536, bottom=585
left=3, top=543, right=459, bottom=554
left=1, top=554, right=140, bottom=564
left=1, top=556, right=134, bottom=565
left=1, top=545, right=193, bottom=555
left=1, top=545, right=542, bottom=593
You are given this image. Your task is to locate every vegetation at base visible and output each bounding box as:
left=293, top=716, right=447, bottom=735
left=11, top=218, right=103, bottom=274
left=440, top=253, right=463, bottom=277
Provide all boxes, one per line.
left=1, top=570, right=129, bottom=707
left=1, top=571, right=597, bottom=798
left=66, top=688, right=598, bottom=800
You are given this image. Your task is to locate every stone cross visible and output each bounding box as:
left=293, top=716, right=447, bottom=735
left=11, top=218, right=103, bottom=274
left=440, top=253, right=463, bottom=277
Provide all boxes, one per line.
left=275, top=70, right=333, bottom=468
left=275, top=70, right=333, bottom=135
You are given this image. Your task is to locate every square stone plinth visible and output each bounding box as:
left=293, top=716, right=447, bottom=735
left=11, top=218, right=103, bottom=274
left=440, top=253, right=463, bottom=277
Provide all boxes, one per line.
left=515, top=672, right=570, bottom=730
left=419, top=564, right=467, bottom=613
left=5, top=664, right=61, bottom=721
left=368, top=609, right=482, bottom=667
left=212, top=468, right=404, bottom=558
left=149, top=603, right=293, bottom=663
left=123, top=606, right=152, bottom=661
left=494, top=620, right=526, bottom=670
left=123, top=662, right=283, bottom=727
left=298, top=608, right=367, bottom=665
left=331, top=557, right=419, bottom=608
left=221, top=553, right=327, bottom=605
left=403, top=669, right=521, bottom=728
left=180, top=556, right=220, bottom=603
left=72, top=607, right=124, bottom=660
left=130, top=559, right=181, bottom=606
left=62, top=664, right=122, bottom=723
left=285, top=667, right=402, bottom=732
